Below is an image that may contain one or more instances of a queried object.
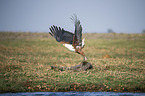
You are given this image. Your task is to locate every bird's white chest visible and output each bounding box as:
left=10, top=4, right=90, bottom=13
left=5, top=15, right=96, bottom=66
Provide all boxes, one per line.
left=63, top=44, right=75, bottom=52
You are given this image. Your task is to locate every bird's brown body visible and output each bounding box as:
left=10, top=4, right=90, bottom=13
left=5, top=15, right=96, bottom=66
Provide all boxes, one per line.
left=49, top=15, right=87, bottom=60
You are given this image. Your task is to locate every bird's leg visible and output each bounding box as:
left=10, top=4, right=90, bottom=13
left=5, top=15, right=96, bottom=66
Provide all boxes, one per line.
left=77, top=49, right=87, bottom=61
left=72, top=36, right=87, bottom=61
left=84, top=56, right=87, bottom=61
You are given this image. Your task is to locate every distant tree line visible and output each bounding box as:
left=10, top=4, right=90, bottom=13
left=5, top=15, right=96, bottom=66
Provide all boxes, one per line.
left=107, top=29, right=145, bottom=33
left=142, top=29, right=145, bottom=34
left=107, top=29, right=115, bottom=33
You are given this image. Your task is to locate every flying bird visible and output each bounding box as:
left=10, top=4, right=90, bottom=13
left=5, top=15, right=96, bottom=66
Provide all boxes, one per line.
left=49, top=15, right=87, bottom=61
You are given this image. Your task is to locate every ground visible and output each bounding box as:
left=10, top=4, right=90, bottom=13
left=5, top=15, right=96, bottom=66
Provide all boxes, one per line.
left=0, top=32, right=145, bottom=92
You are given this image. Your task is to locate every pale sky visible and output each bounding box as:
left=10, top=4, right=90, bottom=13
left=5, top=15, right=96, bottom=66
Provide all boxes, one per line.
left=0, top=0, right=145, bottom=33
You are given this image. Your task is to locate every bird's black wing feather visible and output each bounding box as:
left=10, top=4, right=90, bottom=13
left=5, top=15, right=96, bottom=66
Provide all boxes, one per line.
left=70, top=14, right=82, bottom=45
left=49, top=25, right=74, bottom=44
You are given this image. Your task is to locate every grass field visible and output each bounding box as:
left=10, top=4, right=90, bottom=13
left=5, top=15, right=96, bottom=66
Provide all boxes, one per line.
left=0, top=32, right=145, bottom=93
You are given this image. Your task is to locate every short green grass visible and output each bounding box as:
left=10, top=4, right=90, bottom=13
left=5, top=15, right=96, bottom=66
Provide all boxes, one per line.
left=0, top=32, right=145, bottom=93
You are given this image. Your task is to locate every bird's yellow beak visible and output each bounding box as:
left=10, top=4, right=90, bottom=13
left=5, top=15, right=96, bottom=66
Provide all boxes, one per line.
left=63, top=44, right=65, bottom=46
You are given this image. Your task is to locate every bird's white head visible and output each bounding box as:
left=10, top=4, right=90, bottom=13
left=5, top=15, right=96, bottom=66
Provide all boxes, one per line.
left=81, top=38, right=85, bottom=48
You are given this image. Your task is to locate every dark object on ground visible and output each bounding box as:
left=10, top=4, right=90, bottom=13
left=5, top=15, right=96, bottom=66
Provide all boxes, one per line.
left=51, top=61, right=93, bottom=71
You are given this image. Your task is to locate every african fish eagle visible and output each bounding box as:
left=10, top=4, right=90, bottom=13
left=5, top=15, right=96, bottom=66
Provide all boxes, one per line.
left=49, top=15, right=87, bottom=61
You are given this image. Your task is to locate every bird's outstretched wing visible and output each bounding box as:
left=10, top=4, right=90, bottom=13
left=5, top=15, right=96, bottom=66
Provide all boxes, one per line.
left=70, top=14, right=82, bottom=45
left=49, top=25, right=74, bottom=44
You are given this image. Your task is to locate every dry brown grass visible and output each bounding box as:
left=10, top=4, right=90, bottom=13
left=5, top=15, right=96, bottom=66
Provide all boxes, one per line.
left=0, top=32, right=145, bottom=92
